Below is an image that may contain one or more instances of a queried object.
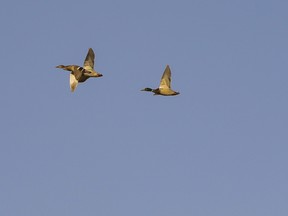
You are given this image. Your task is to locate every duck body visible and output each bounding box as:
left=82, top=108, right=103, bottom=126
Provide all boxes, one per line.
left=56, top=65, right=102, bottom=82
left=141, top=87, right=179, bottom=96
left=141, top=65, right=179, bottom=96
left=56, top=48, right=102, bottom=92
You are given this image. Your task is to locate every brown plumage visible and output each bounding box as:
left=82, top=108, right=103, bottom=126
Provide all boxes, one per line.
left=141, top=65, right=180, bottom=96
left=56, top=48, right=102, bottom=92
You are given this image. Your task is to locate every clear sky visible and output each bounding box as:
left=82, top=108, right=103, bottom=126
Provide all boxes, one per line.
left=1, top=0, right=288, bottom=215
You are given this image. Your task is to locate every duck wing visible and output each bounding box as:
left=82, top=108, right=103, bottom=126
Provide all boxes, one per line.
left=83, top=48, right=95, bottom=71
left=159, top=65, right=171, bottom=89
left=70, top=73, right=79, bottom=92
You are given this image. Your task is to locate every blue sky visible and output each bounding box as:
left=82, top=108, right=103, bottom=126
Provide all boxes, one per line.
left=1, top=0, right=288, bottom=215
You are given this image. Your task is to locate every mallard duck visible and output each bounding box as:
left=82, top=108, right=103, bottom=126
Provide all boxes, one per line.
left=141, top=65, right=179, bottom=96
left=56, top=48, right=103, bottom=92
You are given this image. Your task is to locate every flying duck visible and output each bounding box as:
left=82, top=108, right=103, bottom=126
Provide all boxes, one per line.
left=141, top=65, right=180, bottom=96
left=56, top=48, right=103, bottom=92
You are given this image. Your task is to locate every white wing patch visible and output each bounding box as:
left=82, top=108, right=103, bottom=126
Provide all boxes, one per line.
left=70, top=74, right=78, bottom=92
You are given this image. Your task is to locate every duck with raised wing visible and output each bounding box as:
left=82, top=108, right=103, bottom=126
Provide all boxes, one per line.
left=141, top=65, right=179, bottom=96
left=56, top=48, right=103, bottom=92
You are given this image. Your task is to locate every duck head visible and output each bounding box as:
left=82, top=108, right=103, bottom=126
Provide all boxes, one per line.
left=141, top=88, right=153, bottom=92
